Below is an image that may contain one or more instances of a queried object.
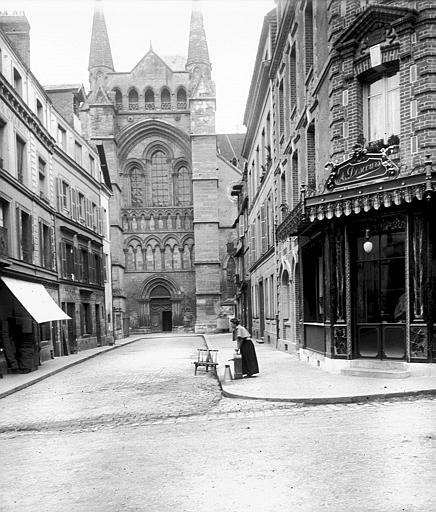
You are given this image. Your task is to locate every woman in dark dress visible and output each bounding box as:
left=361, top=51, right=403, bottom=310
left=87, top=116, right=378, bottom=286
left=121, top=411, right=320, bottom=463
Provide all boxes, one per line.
left=230, top=318, right=259, bottom=377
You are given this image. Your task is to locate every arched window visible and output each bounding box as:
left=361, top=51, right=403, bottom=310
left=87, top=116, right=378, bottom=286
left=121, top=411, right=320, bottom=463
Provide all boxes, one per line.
left=281, top=270, right=290, bottom=319
left=175, top=166, right=192, bottom=205
left=145, top=88, right=155, bottom=110
left=161, top=88, right=171, bottom=110
left=114, top=89, right=123, bottom=110
left=177, top=88, right=187, bottom=109
left=151, top=151, right=169, bottom=206
left=225, top=257, right=236, bottom=298
left=128, top=88, right=139, bottom=110
left=130, top=167, right=144, bottom=206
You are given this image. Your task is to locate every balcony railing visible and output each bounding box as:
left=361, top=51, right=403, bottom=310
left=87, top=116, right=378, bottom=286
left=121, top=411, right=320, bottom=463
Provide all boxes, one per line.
left=128, top=102, right=139, bottom=110
left=145, top=102, right=156, bottom=111
left=116, top=103, right=123, bottom=111
left=177, top=101, right=187, bottom=110
left=161, top=102, right=172, bottom=110
left=0, top=226, right=8, bottom=259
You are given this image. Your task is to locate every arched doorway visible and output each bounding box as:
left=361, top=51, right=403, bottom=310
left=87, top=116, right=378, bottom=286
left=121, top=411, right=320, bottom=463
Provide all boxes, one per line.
left=150, top=285, right=172, bottom=332
left=137, top=276, right=183, bottom=332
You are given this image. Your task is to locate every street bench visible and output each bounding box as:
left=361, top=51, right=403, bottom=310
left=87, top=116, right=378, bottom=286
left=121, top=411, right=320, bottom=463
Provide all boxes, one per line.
left=193, top=349, right=218, bottom=375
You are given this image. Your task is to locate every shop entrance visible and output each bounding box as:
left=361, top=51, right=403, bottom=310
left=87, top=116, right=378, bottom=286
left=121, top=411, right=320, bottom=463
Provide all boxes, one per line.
left=353, top=223, right=406, bottom=359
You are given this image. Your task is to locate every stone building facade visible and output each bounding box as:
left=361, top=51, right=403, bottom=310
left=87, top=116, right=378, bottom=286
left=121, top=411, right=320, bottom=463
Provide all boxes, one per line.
left=81, top=1, right=239, bottom=335
left=0, top=12, right=113, bottom=375
left=236, top=0, right=436, bottom=373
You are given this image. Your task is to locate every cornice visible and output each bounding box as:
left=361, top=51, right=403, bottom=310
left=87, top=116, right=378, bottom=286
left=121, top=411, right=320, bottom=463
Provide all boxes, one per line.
left=0, top=73, right=56, bottom=151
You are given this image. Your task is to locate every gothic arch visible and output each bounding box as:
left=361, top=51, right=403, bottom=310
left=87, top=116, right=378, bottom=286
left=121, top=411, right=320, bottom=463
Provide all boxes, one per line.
left=143, top=142, right=173, bottom=163
left=117, top=119, right=191, bottom=161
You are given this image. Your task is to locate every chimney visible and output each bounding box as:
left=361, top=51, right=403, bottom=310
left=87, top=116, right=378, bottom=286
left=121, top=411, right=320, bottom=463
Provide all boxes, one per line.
left=0, top=11, right=31, bottom=67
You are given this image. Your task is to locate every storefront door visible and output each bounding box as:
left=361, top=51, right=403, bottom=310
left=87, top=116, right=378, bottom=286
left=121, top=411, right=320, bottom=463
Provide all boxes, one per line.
left=353, top=224, right=406, bottom=359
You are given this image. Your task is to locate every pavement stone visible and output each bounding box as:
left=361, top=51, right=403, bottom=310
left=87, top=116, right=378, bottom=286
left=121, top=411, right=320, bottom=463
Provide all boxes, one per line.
left=204, top=333, right=436, bottom=403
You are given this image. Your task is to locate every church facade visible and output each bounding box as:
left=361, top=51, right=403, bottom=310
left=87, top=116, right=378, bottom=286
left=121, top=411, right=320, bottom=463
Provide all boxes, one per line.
left=81, top=1, right=240, bottom=336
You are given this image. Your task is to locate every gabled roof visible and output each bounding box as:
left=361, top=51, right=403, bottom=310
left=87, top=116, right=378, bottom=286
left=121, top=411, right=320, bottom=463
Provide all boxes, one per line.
left=161, top=55, right=187, bottom=72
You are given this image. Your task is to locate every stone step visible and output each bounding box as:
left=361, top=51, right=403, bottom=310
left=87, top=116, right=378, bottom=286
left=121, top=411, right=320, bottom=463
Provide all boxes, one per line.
left=349, top=360, right=408, bottom=370
left=341, top=368, right=411, bottom=379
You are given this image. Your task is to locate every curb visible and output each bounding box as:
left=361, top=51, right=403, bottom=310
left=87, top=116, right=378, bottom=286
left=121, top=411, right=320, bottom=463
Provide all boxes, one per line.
left=0, top=336, right=145, bottom=400
left=220, top=387, right=436, bottom=404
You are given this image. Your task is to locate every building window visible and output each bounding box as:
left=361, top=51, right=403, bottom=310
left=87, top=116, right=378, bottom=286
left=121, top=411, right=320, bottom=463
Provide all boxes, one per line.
left=78, top=193, right=85, bottom=222
left=305, top=0, right=314, bottom=74
left=81, top=303, right=92, bottom=335
left=114, top=88, right=123, bottom=110
left=16, top=208, right=33, bottom=263
left=364, top=72, right=400, bottom=144
left=0, top=118, right=5, bottom=169
left=151, top=151, right=169, bottom=206
left=89, top=155, right=95, bottom=178
left=74, top=142, right=82, bottom=165
left=161, top=88, right=171, bottom=110
left=16, top=135, right=26, bottom=184
left=145, top=88, right=155, bottom=110
left=289, top=45, right=297, bottom=114
left=92, top=203, right=98, bottom=231
left=177, top=87, right=187, bottom=109
left=307, top=121, right=316, bottom=191
left=130, top=167, right=144, bottom=206
left=38, top=157, right=47, bottom=199
left=278, top=80, right=284, bottom=136
left=303, top=238, right=324, bottom=323
left=39, top=221, right=52, bottom=269
left=36, top=99, right=44, bottom=123
left=0, top=199, right=9, bottom=258
left=175, top=166, right=191, bottom=205
left=128, top=88, right=139, bottom=110
left=57, top=125, right=66, bottom=150
left=13, top=68, right=22, bottom=96
left=60, top=180, right=70, bottom=212
left=80, top=248, right=89, bottom=282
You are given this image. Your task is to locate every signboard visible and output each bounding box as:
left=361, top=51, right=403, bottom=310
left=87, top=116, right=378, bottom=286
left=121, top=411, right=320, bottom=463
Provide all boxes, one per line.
left=325, top=146, right=399, bottom=191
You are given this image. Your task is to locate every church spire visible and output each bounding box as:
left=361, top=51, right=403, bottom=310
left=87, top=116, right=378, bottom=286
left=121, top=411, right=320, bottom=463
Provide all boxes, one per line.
left=186, top=0, right=210, bottom=73
left=88, top=0, right=114, bottom=74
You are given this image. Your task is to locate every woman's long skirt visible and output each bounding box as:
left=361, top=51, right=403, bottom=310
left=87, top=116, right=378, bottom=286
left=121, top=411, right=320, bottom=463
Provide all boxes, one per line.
left=240, top=338, right=259, bottom=376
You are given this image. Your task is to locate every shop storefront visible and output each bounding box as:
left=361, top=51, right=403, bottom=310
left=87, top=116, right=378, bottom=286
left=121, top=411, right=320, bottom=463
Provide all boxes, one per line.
left=277, top=148, right=436, bottom=370
left=0, top=276, right=70, bottom=373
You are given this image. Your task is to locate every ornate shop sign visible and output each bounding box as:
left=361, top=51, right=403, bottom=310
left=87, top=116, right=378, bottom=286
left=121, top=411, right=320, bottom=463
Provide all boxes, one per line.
left=325, top=145, right=399, bottom=191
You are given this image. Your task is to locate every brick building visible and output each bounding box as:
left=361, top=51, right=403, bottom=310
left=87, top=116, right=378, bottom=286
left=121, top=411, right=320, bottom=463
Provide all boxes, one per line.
left=81, top=1, right=239, bottom=335
left=236, top=0, right=436, bottom=373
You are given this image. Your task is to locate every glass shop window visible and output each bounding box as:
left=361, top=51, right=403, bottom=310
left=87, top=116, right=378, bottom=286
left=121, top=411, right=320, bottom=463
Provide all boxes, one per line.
left=303, top=238, right=324, bottom=323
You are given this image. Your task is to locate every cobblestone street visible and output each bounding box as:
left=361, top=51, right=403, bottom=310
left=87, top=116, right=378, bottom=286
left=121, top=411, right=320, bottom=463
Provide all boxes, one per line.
left=0, top=336, right=435, bottom=511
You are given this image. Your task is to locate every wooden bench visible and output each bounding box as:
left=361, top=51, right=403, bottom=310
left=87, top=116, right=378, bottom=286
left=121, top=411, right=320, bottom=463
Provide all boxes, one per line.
left=193, top=349, right=218, bottom=375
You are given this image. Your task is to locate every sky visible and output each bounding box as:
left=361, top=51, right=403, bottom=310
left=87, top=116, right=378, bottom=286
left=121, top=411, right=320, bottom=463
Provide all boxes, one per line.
left=2, top=0, right=275, bottom=133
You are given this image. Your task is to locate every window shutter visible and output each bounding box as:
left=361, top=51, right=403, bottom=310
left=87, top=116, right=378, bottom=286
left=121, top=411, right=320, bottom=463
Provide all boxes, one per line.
left=73, top=247, right=79, bottom=281
left=71, top=189, right=77, bottom=220
left=261, top=204, right=267, bottom=254
left=38, top=221, right=43, bottom=265
left=250, top=225, right=255, bottom=266
left=56, top=178, right=61, bottom=212
left=60, top=242, right=66, bottom=278
left=89, top=252, right=95, bottom=283
left=98, top=207, right=103, bottom=235
left=16, top=207, right=22, bottom=259
left=50, top=226, right=55, bottom=270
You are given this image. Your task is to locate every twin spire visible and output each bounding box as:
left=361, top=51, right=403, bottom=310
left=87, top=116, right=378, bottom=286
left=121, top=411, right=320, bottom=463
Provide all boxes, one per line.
left=88, top=0, right=210, bottom=76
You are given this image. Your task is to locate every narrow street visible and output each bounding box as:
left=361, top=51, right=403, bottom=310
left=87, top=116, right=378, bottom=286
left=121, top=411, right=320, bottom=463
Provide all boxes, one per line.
left=0, top=336, right=435, bottom=512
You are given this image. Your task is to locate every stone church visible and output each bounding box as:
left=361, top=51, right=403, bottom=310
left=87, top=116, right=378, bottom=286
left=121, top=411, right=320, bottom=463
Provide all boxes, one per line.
left=80, top=0, right=240, bottom=335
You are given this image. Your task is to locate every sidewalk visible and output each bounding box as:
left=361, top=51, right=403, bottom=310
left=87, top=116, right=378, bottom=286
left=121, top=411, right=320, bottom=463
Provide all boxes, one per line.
left=204, top=333, right=436, bottom=404
left=0, top=335, right=145, bottom=399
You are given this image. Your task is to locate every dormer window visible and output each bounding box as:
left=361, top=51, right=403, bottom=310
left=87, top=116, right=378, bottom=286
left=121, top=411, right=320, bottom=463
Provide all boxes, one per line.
left=128, top=88, right=139, bottom=110
left=145, top=88, right=155, bottom=110
left=161, top=88, right=171, bottom=110
left=36, top=99, right=44, bottom=123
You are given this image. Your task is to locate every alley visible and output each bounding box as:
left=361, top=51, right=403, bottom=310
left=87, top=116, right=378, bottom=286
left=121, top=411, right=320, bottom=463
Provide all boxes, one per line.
left=0, top=336, right=435, bottom=512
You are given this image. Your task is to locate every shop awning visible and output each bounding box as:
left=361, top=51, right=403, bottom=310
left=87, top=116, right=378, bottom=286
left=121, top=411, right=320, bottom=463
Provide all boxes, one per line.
left=1, top=277, right=70, bottom=323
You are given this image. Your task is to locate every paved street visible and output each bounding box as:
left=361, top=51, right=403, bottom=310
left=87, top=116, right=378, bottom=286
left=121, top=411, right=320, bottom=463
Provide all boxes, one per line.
left=0, top=336, right=435, bottom=511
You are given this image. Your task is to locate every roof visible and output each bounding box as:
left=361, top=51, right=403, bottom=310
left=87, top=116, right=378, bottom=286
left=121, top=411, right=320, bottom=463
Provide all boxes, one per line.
left=161, top=54, right=187, bottom=72
left=43, top=84, right=84, bottom=92
left=216, top=134, right=245, bottom=164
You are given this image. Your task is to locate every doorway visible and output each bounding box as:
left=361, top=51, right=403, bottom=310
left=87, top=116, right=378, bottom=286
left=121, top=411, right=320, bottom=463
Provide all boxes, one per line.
left=95, top=304, right=101, bottom=346
left=162, top=311, right=172, bottom=331
left=353, top=224, right=406, bottom=359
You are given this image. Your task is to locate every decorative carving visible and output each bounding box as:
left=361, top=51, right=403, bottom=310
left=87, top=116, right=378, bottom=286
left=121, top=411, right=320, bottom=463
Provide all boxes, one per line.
left=334, top=326, right=347, bottom=356
left=410, top=325, right=427, bottom=359
left=412, top=217, right=425, bottom=320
